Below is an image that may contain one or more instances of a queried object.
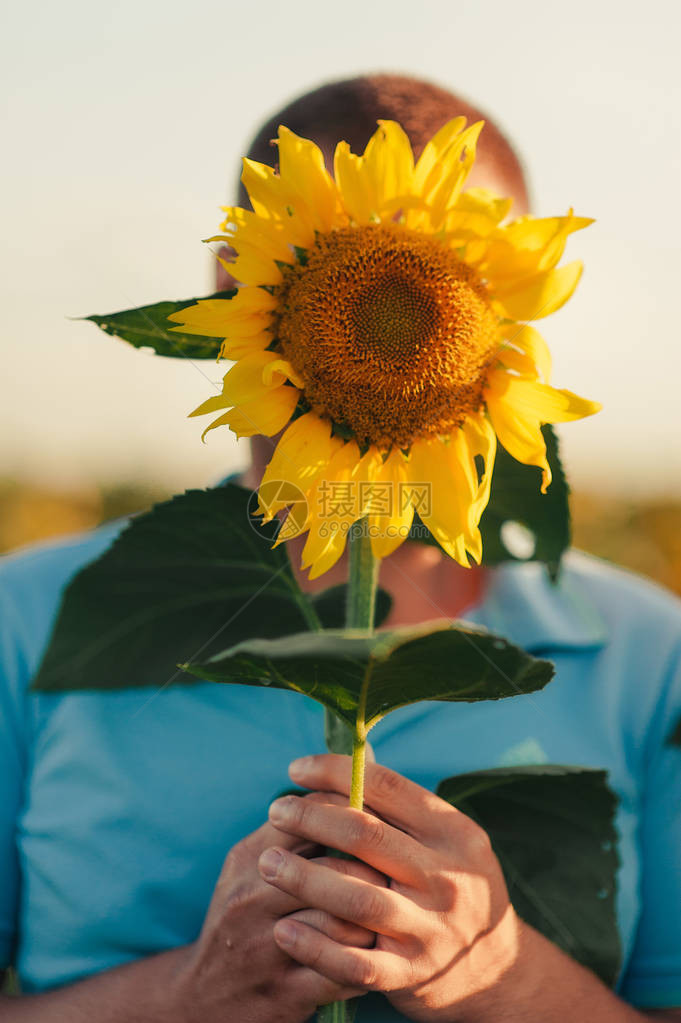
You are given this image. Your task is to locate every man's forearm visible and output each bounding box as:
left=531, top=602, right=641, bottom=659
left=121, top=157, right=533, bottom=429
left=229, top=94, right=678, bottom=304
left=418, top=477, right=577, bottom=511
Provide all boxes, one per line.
left=0, top=946, right=191, bottom=1023
left=469, top=922, right=681, bottom=1023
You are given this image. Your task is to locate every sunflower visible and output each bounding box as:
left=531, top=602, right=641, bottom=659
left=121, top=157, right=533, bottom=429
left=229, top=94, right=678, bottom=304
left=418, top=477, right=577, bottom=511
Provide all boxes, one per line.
left=170, top=118, right=600, bottom=578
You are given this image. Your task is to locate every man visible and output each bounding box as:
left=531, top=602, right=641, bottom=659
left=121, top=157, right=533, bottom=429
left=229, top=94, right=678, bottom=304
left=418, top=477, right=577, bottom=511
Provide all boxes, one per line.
left=1, top=74, right=681, bottom=1021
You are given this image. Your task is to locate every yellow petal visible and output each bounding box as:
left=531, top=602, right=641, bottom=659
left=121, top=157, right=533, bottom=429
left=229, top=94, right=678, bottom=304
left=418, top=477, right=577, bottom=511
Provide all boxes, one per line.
left=220, top=234, right=294, bottom=274
left=334, top=141, right=373, bottom=224
left=167, top=292, right=271, bottom=325
left=488, top=371, right=601, bottom=423
left=500, top=211, right=593, bottom=273
left=485, top=368, right=601, bottom=490
left=228, top=249, right=284, bottom=287
left=213, top=209, right=295, bottom=265
left=441, top=188, right=512, bottom=247
left=239, top=158, right=296, bottom=221
left=276, top=126, right=341, bottom=234
left=239, top=158, right=316, bottom=248
left=486, top=389, right=551, bottom=491
left=167, top=294, right=275, bottom=340
left=413, top=117, right=467, bottom=193
left=495, top=261, right=584, bottom=321
left=458, top=188, right=513, bottom=225
left=196, top=409, right=236, bottom=442
left=219, top=351, right=286, bottom=406
left=443, top=197, right=512, bottom=242
left=461, top=412, right=497, bottom=530
left=495, top=345, right=537, bottom=377
left=406, top=437, right=478, bottom=567
left=305, top=440, right=365, bottom=527
left=258, top=413, right=341, bottom=517
left=218, top=332, right=272, bottom=360
left=421, top=121, right=484, bottom=229
left=189, top=350, right=300, bottom=438
left=301, top=440, right=367, bottom=577
left=367, top=447, right=415, bottom=559
left=362, top=120, right=414, bottom=215
left=188, top=392, right=231, bottom=419
left=218, top=385, right=299, bottom=439
left=301, top=524, right=350, bottom=581
left=274, top=502, right=312, bottom=545
left=262, top=358, right=306, bottom=389
left=500, top=324, right=552, bottom=383
left=171, top=311, right=272, bottom=341
left=225, top=287, right=278, bottom=314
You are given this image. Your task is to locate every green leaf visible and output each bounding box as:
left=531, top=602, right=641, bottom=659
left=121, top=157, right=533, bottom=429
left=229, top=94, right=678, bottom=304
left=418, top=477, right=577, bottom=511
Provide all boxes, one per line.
left=32, top=484, right=317, bottom=691
left=184, top=623, right=554, bottom=729
left=437, top=765, right=621, bottom=986
left=409, top=426, right=570, bottom=580
left=480, top=425, right=570, bottom=579
left=83, top=289, right=237, bottom=360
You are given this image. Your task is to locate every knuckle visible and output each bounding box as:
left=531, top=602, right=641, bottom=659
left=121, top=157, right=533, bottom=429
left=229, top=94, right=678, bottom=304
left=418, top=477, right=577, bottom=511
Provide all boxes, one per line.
left=346, top=810, right=386, bottom=853
left=288, top=907, right=322, bottom=928
left=342, top=859, right=387, bottom=887
left=405, top=952, right=424, bottom=989
left=252, top=978, right=276, bottom=999
left=428, top=868, right=457, bottom=909
left=223, top=881, right=257, bottom=919
left=302, top=791, right=329, bottom=807
left=305, top=790, right=344, bottom=806
left=462, top=821, right=493, bottom=860
left=342, top=921, right=376, bottom=949
left=277, top=855, right=302, bottom=894
left=312, top=855, right=341, bottom=873
left=303, top=935, right=325, bottom=970
left=224, top=839, right=250, bottom=873
left=349, top=955, right=377, bottom=989
left=350, top=885, right=385, bottom=926
left=359, top=812, right=387, bottom=849
left=372, top=765, right=405, bottom=800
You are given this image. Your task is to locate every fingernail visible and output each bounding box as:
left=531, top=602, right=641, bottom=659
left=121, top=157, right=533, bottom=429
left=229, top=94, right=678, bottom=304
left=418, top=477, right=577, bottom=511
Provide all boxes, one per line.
left=269, top=797, right=292, bottom=823
left=289, top=756, right=313, bottom=778
left=259, top=847, right=284, bottom=879
left=274, top=920, right=297, bottom=945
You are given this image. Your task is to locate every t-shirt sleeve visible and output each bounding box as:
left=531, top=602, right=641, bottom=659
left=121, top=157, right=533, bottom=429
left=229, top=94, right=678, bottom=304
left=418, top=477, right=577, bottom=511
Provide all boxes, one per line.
left=0, top=585, right=30, bottom=968
left=619, top=634, right=681, bottom=1009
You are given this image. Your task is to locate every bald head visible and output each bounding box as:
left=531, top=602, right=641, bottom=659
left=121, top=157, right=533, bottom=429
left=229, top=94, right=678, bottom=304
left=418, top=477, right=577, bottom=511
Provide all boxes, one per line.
left=238, top=72, right=529, bottom=212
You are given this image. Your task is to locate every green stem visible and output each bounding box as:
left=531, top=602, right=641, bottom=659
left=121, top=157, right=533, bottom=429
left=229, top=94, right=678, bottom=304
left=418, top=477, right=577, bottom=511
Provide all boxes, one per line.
left=317, top=999, right=359, bottom=1023
left=350, top=732, right=367, bottom=810
left=345, top=521, right=377, bottom=813
left=345, top=520, right=380, bottom=631
left=320, top=522, right=378, bottom=1023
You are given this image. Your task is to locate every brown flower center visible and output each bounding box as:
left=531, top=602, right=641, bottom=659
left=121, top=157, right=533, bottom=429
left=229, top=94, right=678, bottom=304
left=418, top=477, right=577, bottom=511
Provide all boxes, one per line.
left=276, top=223, right=500, bottom=448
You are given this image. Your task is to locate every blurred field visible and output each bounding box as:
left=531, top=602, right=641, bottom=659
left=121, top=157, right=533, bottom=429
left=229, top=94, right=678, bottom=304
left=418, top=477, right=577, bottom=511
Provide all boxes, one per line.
left=1, top=479, right=680, bottom=598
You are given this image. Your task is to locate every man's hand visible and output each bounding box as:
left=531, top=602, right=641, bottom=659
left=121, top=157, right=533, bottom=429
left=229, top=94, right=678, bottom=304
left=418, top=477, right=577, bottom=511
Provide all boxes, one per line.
left=257, top=754, right=522, bottom=1022
left=175, top=789, right=383, bottom=1023
left=0, top=792, right=383, bottom=1023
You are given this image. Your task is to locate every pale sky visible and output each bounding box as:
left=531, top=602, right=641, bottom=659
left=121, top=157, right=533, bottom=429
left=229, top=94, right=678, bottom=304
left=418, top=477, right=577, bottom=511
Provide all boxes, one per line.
left=2, top=0, right=680, bottom=495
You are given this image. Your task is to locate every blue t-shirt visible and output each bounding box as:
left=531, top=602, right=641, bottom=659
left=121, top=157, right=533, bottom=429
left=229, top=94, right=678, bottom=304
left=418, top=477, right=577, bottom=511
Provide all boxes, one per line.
left=1, top=523, right=681, bottom=1018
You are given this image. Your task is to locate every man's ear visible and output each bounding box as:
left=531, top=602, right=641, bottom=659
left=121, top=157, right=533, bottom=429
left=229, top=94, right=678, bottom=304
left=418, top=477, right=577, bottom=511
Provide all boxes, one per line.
left=215, top=244, right=240, bottom=291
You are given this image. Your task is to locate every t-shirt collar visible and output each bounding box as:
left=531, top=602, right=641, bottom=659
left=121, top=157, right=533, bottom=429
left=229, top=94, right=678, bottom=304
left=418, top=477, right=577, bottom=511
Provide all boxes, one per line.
left=468, top=555, right=609, bottom=654
left=218, top=473, right=608, bottom=654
